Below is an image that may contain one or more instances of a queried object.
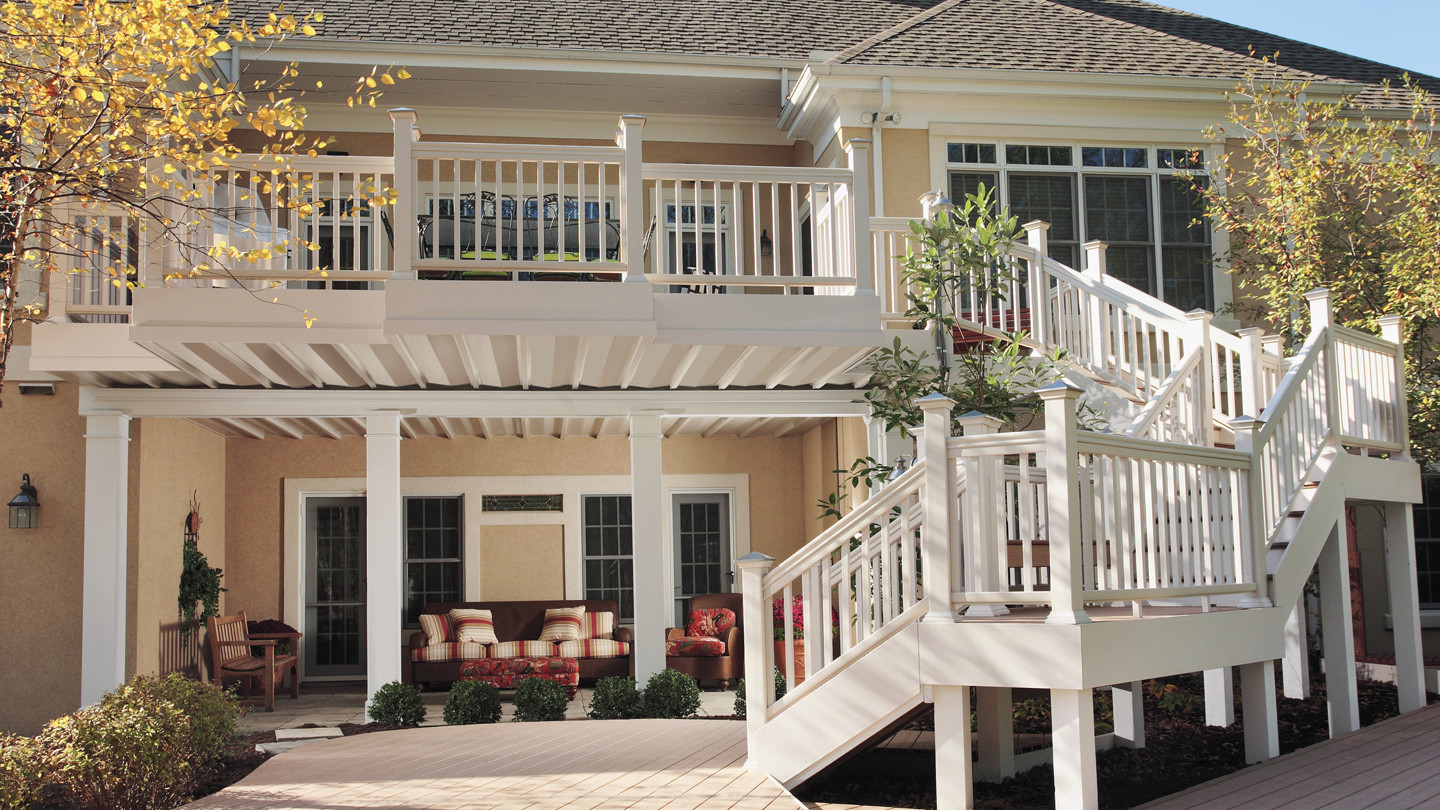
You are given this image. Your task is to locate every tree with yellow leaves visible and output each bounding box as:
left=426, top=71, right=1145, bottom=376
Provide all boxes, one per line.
left=0, top=0, right=406, bottom=395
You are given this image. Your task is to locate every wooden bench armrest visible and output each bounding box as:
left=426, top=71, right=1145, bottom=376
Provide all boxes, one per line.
left=218, top=638, right=276, bottom=647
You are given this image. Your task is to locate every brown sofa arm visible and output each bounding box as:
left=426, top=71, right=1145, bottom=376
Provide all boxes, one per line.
left=720, top=626, right=741, bottom=657
left=408, top=631, right=428, bottom=650
left=615, top=626, right=634, bottom=645
left=665, top=627, right=682, bottom=642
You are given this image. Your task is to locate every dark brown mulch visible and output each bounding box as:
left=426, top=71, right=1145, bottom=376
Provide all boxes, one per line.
left=796, top=676, right=1436, bottom=810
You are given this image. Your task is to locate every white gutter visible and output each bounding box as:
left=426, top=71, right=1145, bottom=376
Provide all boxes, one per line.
left=871, top=76, right=891, bottom=216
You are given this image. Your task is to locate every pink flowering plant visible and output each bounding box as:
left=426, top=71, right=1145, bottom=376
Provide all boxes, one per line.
left=771, top=595, right=840, bottom=641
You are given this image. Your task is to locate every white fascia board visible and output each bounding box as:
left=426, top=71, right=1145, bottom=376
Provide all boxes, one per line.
left=80, top=385, right=872, bottom=419
left=245, top=38, right=805, bottom=81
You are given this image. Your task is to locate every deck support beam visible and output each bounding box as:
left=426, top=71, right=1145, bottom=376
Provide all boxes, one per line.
left=1112, top=682, right=1145, bottom=748
left=976, top=686, right=1015, bottom=780
left=1385, top=500, right=1427, bottom=713
left=1240, top=660, right=1279, bottom=763
left=365, top=412, right=404, bottom=703
left=1318, top=520, right=1360, bottom=737
left=1051, top=688, right=1098, bottom=810
left=933, top=685, right=973, bottom=810
left=1281, top=598, right=1312, bottom=699
left=1204, top=668, right=1234, bottom=727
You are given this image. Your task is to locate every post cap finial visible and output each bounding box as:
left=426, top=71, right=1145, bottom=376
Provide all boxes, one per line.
left=917, top=392, right=957, bottom=410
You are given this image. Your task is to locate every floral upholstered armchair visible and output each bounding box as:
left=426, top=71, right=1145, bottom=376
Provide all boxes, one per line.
left=664, top=592, right=743, bottom=691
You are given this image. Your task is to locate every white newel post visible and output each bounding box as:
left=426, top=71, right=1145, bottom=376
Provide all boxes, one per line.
left=736, top=551, right=774, bottom=768
left=619, top=115, right=648, bottom=283
left=1384, top=500, right=1427, bottom=713
left=365, top=412, right=404, bottom=703
left=629, top=411, right=667, bottom=680
left=1023, top=220, right=1050, bottom=343
left=845, top=139, right=873, bottom=296
left=387, top=109, right=419, bottom=281
left=1318, top=521, right=1360, bottom=736
left=1240, top=659, right=1279, bottom=763
left=1231, top=415, right=1273, bottom=608
left=1378, top=315, right=1411, bottom=459
left=1082, top=241, right=1107, bottom=345
left=1039, top=381, right=1090, bottom=625
left=956, top=411, right=1006, bottom=616
left=918, top=394, right=957, bottom=623
left=81, top=412, right=131, bottom=706
left=1185, top=310, right=1215, bottom=445
left=1305, top=288, right=1343, bottom=435
left=1236, top=326, right=1265, bottom=417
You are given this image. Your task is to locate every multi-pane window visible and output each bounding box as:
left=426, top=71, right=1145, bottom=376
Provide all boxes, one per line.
left=404, top=497, right=462, bottom=627
left=944, top=142, right=1214, bottom=312
left=1413, top=475, right=1440, bottom=609
left=583, top=495, right=635, bottom=623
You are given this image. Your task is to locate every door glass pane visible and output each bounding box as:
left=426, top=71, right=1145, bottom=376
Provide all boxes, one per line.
left=583, top=495, right=635, bottom=623
left=306, top=499, right=366, bottom=678
left=673, top=494, right=731, bottom=626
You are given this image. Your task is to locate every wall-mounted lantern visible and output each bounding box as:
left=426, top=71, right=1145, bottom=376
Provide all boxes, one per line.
left=8, top=474, right=38, bottom=529
left=759, top=229, right=773, bottom=257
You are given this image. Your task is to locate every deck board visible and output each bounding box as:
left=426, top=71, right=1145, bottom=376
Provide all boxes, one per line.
left=184, top=719, right=797, bottom=810
left=1139, top=703, right=1440, bottom=810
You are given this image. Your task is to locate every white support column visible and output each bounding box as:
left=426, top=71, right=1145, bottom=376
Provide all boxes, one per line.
left=845, top=139, right=874, bottom=296
left=365, top=411, right=404, bottom=703
left=736, top=551, right=774, bottom=768
left=1052, top=688, right=1099, bottom=810
left=976, top=686, right=1015, bottom=781
left=933, top=685, right=974, bottom=810
left=619, top=115, right=648, bottom=283
left=1384, top=500, right=1426, bottom=713
left=630, top=411, right=667, bottom=680
left=1039, top=381, right=1091, bottom=625
left=1282, top=598, right=1312, bottom=699
left=1240, top=660, right=1279, bottom=763
left=1112, top=682, right=1146, bottom=748
left=1203, top=668, right=1235, bottom=727
left=387, top=109, right=419, bottom=282
left=81, top=413, right=131, bottom=706
left=1318, top=520, right=1360, bottom=737
left=919, top=394, right=957, bottom=623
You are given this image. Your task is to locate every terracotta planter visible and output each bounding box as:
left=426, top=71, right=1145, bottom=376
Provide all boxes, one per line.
left=774, top=639, right=807, bottom=684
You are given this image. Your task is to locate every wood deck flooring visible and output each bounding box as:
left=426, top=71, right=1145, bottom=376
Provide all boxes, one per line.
left=186, top=719, right=799, bottom=810
left=1139, top=702, right=1440, bottom=809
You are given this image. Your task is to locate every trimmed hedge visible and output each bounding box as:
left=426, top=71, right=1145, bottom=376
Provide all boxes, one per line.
left=39, top=689, right=195, bottom=810
left=643, top=668, right=701, bottom=719
left=0, top=734, right=43, bottom=810
left=587, top=676, right=643, bottom=720
left=513, top=678, right=567, bottom=722
left=444, top=681, right=503, bottom=725
left=368, top=681, right=427, bottom=726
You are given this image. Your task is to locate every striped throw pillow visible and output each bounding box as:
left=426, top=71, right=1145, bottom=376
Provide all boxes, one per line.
left=419, top=613, right=452, bottom=645
left=537, top=606, right=586, bottom=642
left=583, top=611, right=615, bottom=640
left=449, top=608, right=499, bottom=645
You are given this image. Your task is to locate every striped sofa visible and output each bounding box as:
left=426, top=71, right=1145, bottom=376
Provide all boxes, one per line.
left=404, top=599, right=634, bottom=687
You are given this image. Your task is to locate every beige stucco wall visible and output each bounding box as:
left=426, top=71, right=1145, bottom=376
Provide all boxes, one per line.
left=131, top=419, right=227, bottom=680
left=0, top=383, right=88, bottom=735
left=480, top=524, right=565, bottom=600
left=880, top=128, right=931, bottom=219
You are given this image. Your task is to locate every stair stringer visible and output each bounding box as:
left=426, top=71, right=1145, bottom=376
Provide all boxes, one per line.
left=752, top=621, right=925, bottom=789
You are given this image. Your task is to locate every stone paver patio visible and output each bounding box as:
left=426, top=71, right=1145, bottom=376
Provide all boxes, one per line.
left=190, top=718, right=798, bottom=809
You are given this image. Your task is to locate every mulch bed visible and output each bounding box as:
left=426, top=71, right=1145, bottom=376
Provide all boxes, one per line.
left=795, top=675, right=1435, bottom=810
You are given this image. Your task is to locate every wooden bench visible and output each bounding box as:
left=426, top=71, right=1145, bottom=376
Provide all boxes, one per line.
left=206, top=612, right=299, bottom=711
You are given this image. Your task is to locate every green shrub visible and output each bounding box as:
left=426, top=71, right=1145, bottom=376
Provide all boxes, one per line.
left=587, top=676, right=643, bottom=720
left=0, top=734, right=43, bottom=810
left=733, top=668, right=787, bottom=719
left=513, top=678, right=568, bottom=722
left=102, top=673, right=239, bottom=771
left=643, top=668, right=701, bottom=719
left=444, top=681, right=502, bottom=725
left=368, top=681, right=426, bottom=726
left=39, top=691, right=194, bottom=810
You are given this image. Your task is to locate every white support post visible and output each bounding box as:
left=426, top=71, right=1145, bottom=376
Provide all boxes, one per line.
left=81, top=413, right=131, bottom=707
left=630, top=411, right=667, bottom=680
left=1240, top=660, right=1279, bottom=763
left=1317, top=520, right=1360, bottom=737
left=1282, top=597, right=1312, bottom=699
left=1305, top=288, right=1343, bottom=437
left=1039, top=381, right=1091, bottom=625
left=1231, top=415, right=1274, bottom=608
left=933, top=685, right=974, bottom=810
left=1203, top=668, right=1235, bottom=727
left=976, top=686, right=1015, bottom=781
left=1052, top=688, right=1099, bottom=810
left=619, top=115, right=648, bottom=283
left=1384, top=500, right=1426, bottom=713
left=1236, top=326, right=1266, bottom=417
left=1111, top=682, right=1145, bottom=748
left=1023, top=220, right=1050, bottom=343
left=736, top=551, right=775, bottom=768
left=1185, top=310, right=1215, bottom=445
left=1378, top=315, right=1411, bottom=460
left=1083, top=241, right=1107, bottom=355
left=919, top=394, right=957, bottom=623
left=387, top=109, right=419, bottom=281
left=957, top=411, right=1007, bottom=617
left=365, top=411, right=404, bottom=703
left=845, top=139, right=873, bottom=296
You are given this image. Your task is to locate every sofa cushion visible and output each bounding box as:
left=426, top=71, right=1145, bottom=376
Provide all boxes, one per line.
left=412, top=642, right=491, bottom=662
left=420, top=613, right=452, bottom=645
left=450, top=609, right=500, bottom=645
left=537, top=606, right=586, bottom=642
left=666, top=636, right=727, bottom=657
left=493, top=640, right=558, bottom=658
left=686, top=608, right=736, bottom=640
left=556, top=638, right=632, bottom=659
left=583, top=611, right=615, bottom=640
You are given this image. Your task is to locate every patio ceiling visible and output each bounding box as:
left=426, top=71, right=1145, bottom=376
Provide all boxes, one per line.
left=184, top=413, right=831, bottom=440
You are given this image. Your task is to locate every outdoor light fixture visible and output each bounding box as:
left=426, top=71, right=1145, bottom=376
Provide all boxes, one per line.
left=893, top=455, right=911, bottom=473
left=759, top=229, right=773, bottom=257
left=8, top=474, right=38, bottom=529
